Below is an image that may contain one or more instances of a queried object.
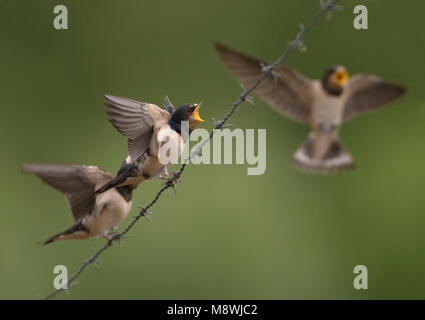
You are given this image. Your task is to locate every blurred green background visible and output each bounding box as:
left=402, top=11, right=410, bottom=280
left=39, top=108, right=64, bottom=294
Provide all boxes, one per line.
left=1, top=0, right=425, bottom=299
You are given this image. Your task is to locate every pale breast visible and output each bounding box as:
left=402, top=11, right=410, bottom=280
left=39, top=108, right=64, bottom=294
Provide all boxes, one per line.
left=154, top=126, right=186, bottom=166
left=84, top=189, right=132, bottom=237
left=310, top=82, right=345, bottom=127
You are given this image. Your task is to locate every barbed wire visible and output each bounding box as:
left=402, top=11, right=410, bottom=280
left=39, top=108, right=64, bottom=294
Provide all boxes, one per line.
left=42, top=0, right=339, bottom=300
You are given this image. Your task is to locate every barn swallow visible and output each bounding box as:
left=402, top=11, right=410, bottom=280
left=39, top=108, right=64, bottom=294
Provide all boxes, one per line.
left=22, top=156, right=137, bottom=245
left=214, top=43, right=406, bottom=172
left=94, top=95, right=205, bottom=194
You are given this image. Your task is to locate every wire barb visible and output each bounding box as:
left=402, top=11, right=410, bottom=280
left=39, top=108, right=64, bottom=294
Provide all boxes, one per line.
left=163, top=172, right=182, bottom=194
left=319, top=0, right=343, bottom=19
left=240, top=85, right=255, bottom=105
left=41, top=0, right=339, bottom=300
left=85, top=246, right=102, bottom=268
left=137, top=205, right=152, bottom=222
left=212, top=117, right=233, bottom=129
left=260, top=62, right=280, bottom=81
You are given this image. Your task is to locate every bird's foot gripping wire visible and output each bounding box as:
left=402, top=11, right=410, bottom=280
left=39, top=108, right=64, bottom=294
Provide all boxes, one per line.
left=163, top=171, right=182, bottom=194
left=104, top=232, right=129, bottom=247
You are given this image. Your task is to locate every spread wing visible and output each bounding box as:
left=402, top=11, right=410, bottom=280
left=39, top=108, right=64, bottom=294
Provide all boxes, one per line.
left=343, top=74, right=406, bottom=121
left=104, top=95, right=171, bottom=160
left=22, top=163, right=113, bottom=222
left=214, top=42, right=314, bottom=124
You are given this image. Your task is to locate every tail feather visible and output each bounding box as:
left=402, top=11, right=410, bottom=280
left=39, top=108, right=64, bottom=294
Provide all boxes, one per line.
left=41, top=222, right=89, bottom=245
left=42, top=233, right=62, bottom=245
left=292, top=137, right=354, bottom=173
left=94, top=161, right=138, bottom=195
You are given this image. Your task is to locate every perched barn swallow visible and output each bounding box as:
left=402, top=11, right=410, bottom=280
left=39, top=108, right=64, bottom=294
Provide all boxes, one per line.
left=215, top=43, right=406, bottom=173
left=94, top=95, right=205, bottom=194
left=22, top=157, right=137, bottom=245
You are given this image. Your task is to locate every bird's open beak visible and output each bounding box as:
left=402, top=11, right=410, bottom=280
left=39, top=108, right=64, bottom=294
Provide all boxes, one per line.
left=336, top=70, right=349, bottom=86
left=192, top=103, right=206, bottom=123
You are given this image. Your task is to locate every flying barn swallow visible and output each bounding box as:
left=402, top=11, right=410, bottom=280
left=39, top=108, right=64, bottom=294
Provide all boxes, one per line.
left=214, top=43, right=406, bottom=173
left=94, top=95, right=205, bottom=194
left=22, top=157, right=137, bottom=245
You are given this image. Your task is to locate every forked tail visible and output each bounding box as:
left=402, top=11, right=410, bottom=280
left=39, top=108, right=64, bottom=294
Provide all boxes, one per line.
left=42, top=222, right=89, bottom=245
left=292, top=135, right=354, bottom=173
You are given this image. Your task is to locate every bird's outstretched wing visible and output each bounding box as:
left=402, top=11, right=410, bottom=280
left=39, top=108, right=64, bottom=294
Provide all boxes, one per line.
left=104, top=95, right=171, bottom=160
left=214, top=42, right=314, bottom=124
left=22, top=164, right=113, bottom=222
left=342, top=74, right=406, bottom=121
